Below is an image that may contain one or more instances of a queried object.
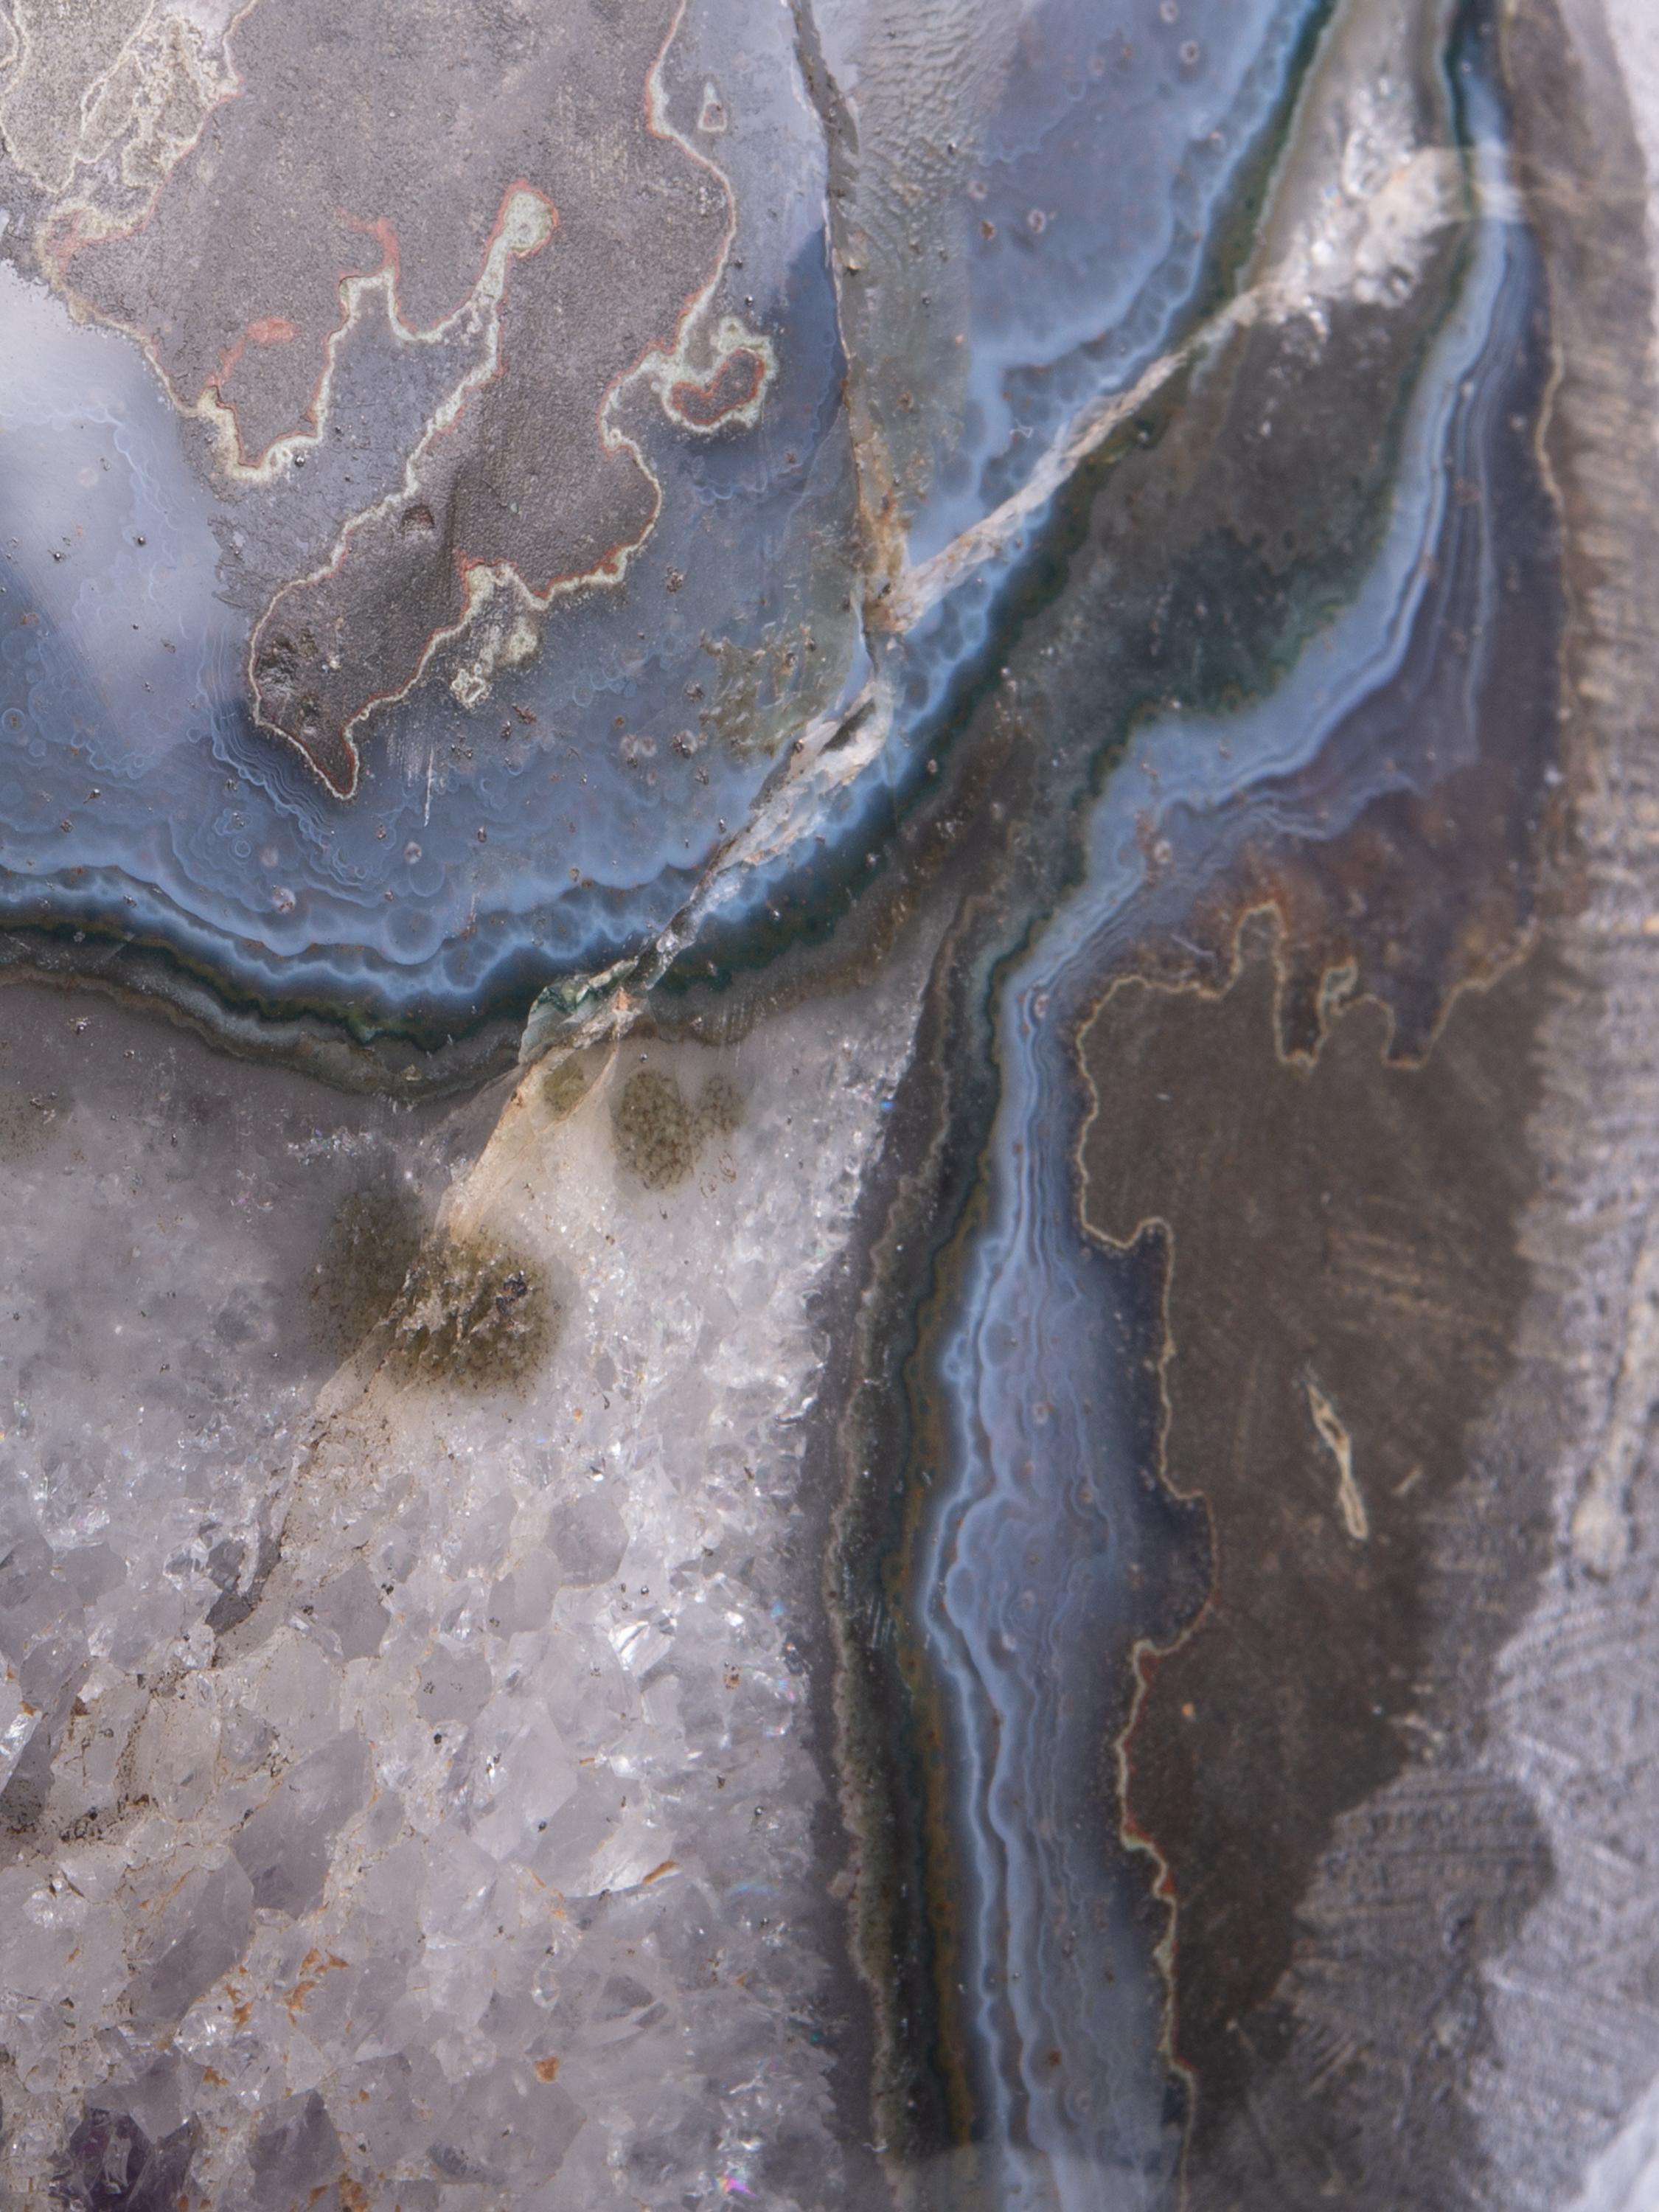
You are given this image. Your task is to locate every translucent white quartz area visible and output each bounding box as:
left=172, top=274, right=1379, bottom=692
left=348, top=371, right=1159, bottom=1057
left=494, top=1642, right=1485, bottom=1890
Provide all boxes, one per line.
left=0, top=954, right=925, bottom=2208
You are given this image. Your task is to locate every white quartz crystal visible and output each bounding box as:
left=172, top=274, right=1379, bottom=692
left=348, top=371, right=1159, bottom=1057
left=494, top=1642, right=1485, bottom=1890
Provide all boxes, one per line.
left=0, top=956, right=925, bottom=2207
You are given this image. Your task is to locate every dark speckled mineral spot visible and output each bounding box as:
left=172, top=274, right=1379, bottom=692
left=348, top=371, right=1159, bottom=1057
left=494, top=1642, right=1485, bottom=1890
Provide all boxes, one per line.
left=696, top=1072, right=745, bottom=1139
left=613, top=1070, right=698, bottom=1189
left=611, top=1067, right=745, bottom=1189
left=378, top=1227, right=554, bottom=1388
left=309, top=1174, right=427, bottom=1357
left=540, top=1047, right=606, bottom=1124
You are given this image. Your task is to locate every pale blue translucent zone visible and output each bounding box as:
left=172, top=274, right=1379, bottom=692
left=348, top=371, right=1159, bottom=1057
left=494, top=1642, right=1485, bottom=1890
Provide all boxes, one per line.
left=906, top=0, right=1324, bottom=566
left=910, top=132, right=1523, bottom=2211
left=0, top=0, right=846, bottom=1026
left=0, top=0, right=1324, bottom=1030
left=0, top=236, right=849, bottom=1020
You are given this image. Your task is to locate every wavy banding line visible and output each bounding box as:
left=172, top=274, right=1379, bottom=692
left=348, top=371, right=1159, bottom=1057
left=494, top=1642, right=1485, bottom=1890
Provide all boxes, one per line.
left=0, top=0, right=227, bottom=203
left=912, top=139, right=1531, bottom=2202
left=47, top=0, right=774, bottom=797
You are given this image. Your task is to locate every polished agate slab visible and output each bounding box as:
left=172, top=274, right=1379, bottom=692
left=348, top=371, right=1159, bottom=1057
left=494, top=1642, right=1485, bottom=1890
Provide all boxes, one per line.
left=4, top=0, right=1659, bottom=2208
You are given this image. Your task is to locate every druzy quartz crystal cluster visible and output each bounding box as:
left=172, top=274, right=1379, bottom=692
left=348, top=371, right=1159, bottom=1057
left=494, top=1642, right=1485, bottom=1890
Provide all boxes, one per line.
left=3, top=0, right=1659, bottom=2206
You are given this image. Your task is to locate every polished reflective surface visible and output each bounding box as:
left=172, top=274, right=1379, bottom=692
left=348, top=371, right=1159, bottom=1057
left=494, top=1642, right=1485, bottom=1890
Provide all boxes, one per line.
left=4, top=0, right=1659, bottom=2206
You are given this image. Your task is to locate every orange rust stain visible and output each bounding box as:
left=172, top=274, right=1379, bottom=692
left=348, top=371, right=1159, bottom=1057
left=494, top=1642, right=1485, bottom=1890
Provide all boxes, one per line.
left=339, top=209, right=400, bottom=274
left=641, top=1858, right=678, bottom=1885
left=246, top=316, right=296, bottom=345
left=285, top=1947, right=348, bottom=2016
left=534, top=2055, right=562, bottom=2081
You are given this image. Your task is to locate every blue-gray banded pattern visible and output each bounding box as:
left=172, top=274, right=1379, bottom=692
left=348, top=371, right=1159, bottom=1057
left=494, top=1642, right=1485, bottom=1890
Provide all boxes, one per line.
left=0, top=0, right=846, bottom=1036
left=919, top=164, right=1550, bottom=2198
left=0, top=0, right=1324, bottom=1044
left=0, top=0, right=1607, bottom=2206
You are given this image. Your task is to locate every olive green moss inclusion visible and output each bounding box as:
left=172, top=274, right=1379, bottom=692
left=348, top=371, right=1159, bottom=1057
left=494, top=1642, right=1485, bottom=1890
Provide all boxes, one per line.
left=611, top=1068, right=745, bottom=1191
left=0, top=0, right=1343, bottom=1085
left=310, top=1173, right=552, bottom=1391
left=304, top=1059, right=749, bottom=1394
left=310, top=1177, right=427, bottom=1359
